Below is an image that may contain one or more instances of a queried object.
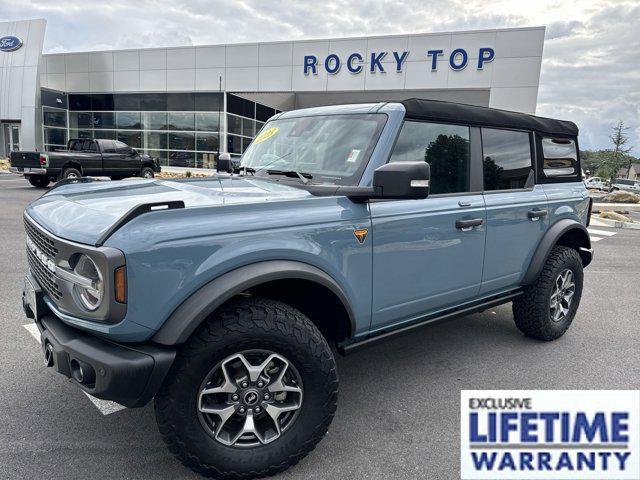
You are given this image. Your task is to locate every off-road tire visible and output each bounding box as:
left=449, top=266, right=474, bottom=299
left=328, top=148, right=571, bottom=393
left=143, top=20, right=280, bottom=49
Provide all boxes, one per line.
left=140, top=166, right=155, bottom=178
left=513, top=245, right=583, bottom=341
left=154, top=297, right=338, bottom=479
left=27, top=175, right=50, bottom=188
left=61, top=167, right=81, bottom=180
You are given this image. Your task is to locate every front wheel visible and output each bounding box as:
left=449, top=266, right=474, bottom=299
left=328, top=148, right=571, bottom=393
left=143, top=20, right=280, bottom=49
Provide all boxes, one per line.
left=154, top=297, right=338, bottom=479
left=27, top=175, right=50, bottom=188
left=513, top=246, right=583, bottom=341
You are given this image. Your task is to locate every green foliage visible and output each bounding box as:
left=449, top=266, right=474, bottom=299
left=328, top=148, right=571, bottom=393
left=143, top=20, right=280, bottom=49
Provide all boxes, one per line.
left=581, top=120, right=636, bottom=180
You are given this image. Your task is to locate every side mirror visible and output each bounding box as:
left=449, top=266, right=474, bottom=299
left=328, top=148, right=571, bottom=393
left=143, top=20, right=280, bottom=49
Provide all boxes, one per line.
left=217, top=152, right=232, bottom=173
left=372, top=161, right=430, bottom=199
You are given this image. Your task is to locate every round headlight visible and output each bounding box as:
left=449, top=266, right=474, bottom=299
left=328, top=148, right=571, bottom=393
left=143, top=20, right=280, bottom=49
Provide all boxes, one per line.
left=73, top=255, right=103, bottom=311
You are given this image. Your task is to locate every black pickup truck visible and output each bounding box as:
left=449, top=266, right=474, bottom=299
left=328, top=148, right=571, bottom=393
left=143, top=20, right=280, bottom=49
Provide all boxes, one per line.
left=10, top=139, right=161, bottom=188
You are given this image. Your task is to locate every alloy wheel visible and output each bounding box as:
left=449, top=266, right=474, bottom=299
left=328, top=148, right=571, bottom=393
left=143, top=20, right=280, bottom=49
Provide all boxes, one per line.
left=550, top=268, right=575, bottom=322
left=197, top=350, right=303, bottom=448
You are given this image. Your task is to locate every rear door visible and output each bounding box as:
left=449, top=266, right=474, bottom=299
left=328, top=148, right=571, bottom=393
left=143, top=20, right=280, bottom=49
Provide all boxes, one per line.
left=480, top=128, right=549, bottom=295
left=369, top=120, right=486, bottom=330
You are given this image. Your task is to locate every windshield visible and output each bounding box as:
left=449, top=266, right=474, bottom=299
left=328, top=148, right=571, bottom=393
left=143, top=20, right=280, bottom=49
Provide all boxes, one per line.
left=240, top=113, right=387, bottom=185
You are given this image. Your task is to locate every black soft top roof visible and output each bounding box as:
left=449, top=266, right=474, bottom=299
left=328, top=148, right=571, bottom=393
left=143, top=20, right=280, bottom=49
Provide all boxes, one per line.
left=401, top=98, right=578, bottom=137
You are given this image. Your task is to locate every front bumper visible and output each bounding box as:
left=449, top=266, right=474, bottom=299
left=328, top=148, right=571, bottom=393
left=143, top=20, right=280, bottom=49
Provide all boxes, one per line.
left=23, top=272, right=175, bottom=408
left=36, top=315, right=176, bottom=408
left=10, top=167, right=47, bottom=175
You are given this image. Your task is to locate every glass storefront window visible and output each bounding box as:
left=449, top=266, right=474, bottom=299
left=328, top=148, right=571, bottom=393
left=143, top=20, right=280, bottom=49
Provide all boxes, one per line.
left=227, top=134, right=241, bottom=154
left=169, top=131, right=195, bottom=150
left=94, top=130, right=116, bottom=140
left=143, top=131, right=168, bottom=150
left=69, top=112, right=93, bottom=129
left=227, top=114, right=241, bottom=135
left=44, top=127, right=67, bottom=146
left=242, top=136, right=252, bottom=153
left=197, top=152, right=217, bottom=169
left=143, top=112, right=167, bottom=131
left=196, top=133, right=219, bottom=152
left=116, top=112, right=141, bottom=129
left=196, top=112, right=220, bottom=132
left=242, top=118, right=255, bottom=137
left=117, top=130, right=142, bottom=148
left=69, top=129, right=94, bottom=139
left=168, top=151, right=195, bottom=168
left=167, top=113, right=195, bottom=131
left=93, top=112, right=115, bottom=129
left=43, top=108, right=66, bottom=127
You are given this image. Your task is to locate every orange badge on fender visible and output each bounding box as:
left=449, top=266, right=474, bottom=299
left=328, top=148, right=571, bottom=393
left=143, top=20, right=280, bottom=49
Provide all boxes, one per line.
left=353, top=228, right=368, bottom=244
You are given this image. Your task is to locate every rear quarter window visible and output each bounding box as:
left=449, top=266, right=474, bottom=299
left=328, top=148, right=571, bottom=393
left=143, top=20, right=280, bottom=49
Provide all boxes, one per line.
left=538, top=136, right=581, bottom=183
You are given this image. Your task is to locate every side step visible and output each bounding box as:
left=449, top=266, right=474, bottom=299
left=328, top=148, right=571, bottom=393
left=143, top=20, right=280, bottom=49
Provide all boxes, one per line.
left=338, top=290, right=523, bottom=355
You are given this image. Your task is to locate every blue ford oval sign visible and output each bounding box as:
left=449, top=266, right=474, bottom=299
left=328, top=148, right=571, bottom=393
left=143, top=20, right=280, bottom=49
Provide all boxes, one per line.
left=0, top=36, right=23, bottom=52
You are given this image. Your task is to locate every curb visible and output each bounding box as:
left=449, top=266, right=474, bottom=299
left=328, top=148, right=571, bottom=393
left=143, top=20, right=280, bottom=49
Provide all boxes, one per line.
left=592, top=216, right=640, bottom=230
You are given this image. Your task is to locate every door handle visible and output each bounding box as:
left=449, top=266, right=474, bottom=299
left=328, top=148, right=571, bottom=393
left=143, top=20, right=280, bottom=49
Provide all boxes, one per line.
left=455, top=218, right=483, bottom=231
left=528, top=209, right=548, bottom=220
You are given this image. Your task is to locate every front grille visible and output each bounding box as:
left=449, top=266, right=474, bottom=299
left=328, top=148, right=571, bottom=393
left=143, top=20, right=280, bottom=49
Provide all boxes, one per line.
left=24, top=217, right=63, bottom=301
left=24, top=219, right=58, bottom=258
left=26, top=247, right=63, bottom=300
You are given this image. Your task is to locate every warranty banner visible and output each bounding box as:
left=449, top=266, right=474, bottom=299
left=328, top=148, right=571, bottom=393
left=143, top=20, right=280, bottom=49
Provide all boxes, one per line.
left=460, top=390, right=640, bottom=479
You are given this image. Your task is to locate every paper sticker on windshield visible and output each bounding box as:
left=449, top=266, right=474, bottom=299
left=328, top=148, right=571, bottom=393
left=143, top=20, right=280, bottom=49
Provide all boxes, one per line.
left=253, top=127, right=279, bottom=144
left=347, top=149, right=361, bottom=163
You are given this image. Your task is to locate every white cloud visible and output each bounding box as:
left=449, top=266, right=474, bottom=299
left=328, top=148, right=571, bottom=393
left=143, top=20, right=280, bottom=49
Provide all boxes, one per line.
left=1, top=0, right=638, bottom=153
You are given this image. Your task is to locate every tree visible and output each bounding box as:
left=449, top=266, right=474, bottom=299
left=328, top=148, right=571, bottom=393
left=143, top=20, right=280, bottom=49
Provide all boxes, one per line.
left=596, top=121, right=633, bottom=180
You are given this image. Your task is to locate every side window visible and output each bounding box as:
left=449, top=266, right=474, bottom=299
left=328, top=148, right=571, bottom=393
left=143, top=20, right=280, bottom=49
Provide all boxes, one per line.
left=390, top=121, right=470, bottom=194
left=102, top=141, right=117, bottom=154
left=114, top=141, right=131, bottom=154
left=541, top=137, right=579, bottom=180
left=83, top=140, right=98, bottom=152
left=482, top=128, right=532, bottom=190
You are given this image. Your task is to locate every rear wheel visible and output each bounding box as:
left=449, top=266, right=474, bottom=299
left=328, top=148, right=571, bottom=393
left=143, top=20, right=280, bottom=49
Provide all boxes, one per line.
left=141, top=166, right=155, bottom=178
left=513, top=246, right=583, bottom=341
left=61, top=167, right=81, bottom=180
left=154, top=297, right=338, bottom=479
left=27, top=175, right=50, bottom=188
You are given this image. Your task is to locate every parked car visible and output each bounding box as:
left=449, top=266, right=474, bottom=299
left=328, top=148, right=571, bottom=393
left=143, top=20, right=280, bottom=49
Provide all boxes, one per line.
left=20, top=100, right=592, bottom=479
left=609, top=177, right=640, bottom=193
left=10, top=139, right=160, bottom=187
left=584, top=176, right=605, bottom=190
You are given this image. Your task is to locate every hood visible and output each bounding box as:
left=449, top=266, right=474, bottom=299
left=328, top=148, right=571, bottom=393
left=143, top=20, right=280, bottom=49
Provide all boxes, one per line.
left=26, top=176, right=313, bottom=245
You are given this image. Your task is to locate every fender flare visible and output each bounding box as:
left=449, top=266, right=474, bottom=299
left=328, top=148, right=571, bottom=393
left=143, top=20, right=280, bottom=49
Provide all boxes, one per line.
left=152, top=260, right=356, bottom=345
left=521, top=219, right=592, bottom=285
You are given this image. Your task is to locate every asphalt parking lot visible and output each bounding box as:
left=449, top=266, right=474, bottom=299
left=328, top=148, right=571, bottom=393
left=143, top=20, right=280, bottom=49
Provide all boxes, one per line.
left=1, top=173, right=639, bottom=479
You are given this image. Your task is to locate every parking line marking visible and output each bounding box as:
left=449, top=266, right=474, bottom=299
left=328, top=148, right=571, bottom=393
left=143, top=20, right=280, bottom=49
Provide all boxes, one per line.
left=22, top=323, right=126, bottom=416
left=590, top=236, right=603, bottom=242
left=587, top=228, right=617, bottom=237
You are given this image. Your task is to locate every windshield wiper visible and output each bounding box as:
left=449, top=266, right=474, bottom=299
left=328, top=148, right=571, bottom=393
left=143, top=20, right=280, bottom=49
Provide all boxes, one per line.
left=267, top=169, right=313, bottom=184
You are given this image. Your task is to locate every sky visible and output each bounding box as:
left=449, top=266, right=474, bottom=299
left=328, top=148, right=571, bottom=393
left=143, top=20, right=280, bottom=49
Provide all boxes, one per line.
left=1, top=0, right=639, bottom=155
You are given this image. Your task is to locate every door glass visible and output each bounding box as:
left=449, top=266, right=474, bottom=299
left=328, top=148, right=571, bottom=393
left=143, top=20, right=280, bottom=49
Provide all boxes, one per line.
left=389, top=120, right=470, bottom=194
left=481, top=128, right=532, bottom=190
left=2, top=124, right=9, bottom=156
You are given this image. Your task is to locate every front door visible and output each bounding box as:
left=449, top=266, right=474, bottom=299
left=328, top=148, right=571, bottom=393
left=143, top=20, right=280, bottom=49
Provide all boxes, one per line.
left=2, top=123, right=20, bottom=157
left=479, top=127, right=549, bottom=295
left=369, top=120, right=486, bottom=330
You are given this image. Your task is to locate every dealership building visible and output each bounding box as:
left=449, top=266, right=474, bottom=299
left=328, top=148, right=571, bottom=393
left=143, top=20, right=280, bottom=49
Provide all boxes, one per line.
left=0, top=18, right=545, bottom=167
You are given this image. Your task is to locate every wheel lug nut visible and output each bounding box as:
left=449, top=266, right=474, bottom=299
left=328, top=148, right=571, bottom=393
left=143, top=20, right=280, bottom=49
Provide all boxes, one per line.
left=241, top=381, right=248, bottom=388
left=232, top=394, right=239, bottom=401
left=254, top=406, right=261, bottom=413
left=238, top=406, right=246, bottom=414
left=257, top=381, right=264, bottom=388
left=263, top=393, right=270, bottom=400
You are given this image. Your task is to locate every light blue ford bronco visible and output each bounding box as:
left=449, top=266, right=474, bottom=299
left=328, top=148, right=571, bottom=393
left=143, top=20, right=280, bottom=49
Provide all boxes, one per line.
left=21, top=99, right=593, bottom=478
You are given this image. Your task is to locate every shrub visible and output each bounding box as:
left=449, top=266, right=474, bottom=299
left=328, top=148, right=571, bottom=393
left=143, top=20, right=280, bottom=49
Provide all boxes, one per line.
left=601, top=191, right=640, bottom=203
left=185, top=171, right=192, bottom=178
left=599, top=211, right=632, bottom=222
